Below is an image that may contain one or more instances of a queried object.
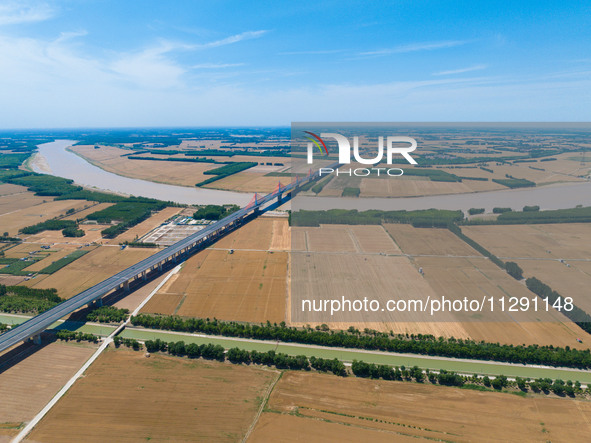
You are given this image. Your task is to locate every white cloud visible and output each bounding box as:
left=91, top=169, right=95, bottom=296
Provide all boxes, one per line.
left=191, top=63, right=245, bottom=69
left=194, top=30, right=267, bottom=49
left=359, top=40, right=468, bottom=56
left=109, top=42, right=188, bottom=89
left=0, top=22, right=588, bottom=127
left=433, top=64, right=487, bottom=76
left=0, top=1, right=53, bottom=26
left=54, top=30, right=88, bottom=43
left=279, top=49, right=345, bottom=55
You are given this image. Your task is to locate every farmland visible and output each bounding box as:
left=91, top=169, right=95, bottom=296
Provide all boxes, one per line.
left=0, top=341, right=97, bottom=438
left=290, top=224, right=467, bottom=338
left=0, top=185, right=91, bottom=237
left=250, top=371, right=591, bottom=442
left=142, top=217, right=290, bottom=323
left=70, top=145, right=223, bottom=187
left=463, top=223, right=591, bottom=260
left=21, top=246, right=157, bottom=299
left=463, top=223, right=591, bottom=315
left=106, top=206, right=182, bottom=244
left=2, top=129, right=591, bottom=441
left=309, top=147, right=590, bottom=198
left=203, top=171, right=284, bottom=193
left=291, top=223, right=591, bottom=347
left=28, top=348, right=278, bottom=443
left=69, top=144, right=289, bottom=192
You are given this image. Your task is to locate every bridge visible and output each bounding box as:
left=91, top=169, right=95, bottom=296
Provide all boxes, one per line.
left=0, top=164, right=338, bottom=354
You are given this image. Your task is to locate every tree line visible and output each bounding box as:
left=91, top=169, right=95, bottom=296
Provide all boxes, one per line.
left=193, top=204, right=240, bottom=221
left=465, top=206, right=591, bottom=225
left=126, top=336, right=589, bottom=398
left=55, top=330, right=99, bottom=343
left=86, top=306, right=129, bottom=323
left=290, top=209, right=464, bottom=227
left=130, top=314, right=591, bottom=369
left=196, top=162, right=258, bottom=187
left=526, top=277, right=591, bottom=334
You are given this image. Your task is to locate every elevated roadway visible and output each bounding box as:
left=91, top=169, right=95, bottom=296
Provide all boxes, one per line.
left=0, top=164, right=337, bottom=353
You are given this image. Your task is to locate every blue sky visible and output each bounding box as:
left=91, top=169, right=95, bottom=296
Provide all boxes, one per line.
left=0, top=0, right=589, bottom=127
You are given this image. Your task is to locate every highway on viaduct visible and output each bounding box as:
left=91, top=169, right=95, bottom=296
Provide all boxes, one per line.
left=0, top=164, right=337, bottom=354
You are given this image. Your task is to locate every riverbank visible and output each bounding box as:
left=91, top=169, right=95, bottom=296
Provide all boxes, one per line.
left=31, top=140, right=253, bottom=206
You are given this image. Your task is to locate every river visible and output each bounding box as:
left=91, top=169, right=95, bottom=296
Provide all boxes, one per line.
left=31, top=140, right=254, bottom=206
left=296, top=179, right=591, bottom=212
left=32, top=140, right=591, bottom=211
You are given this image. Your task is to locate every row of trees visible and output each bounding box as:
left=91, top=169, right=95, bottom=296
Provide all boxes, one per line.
left=144, top=337, right=347, bottom=376
left=193, top=204, right=240, bottom=221
left=197, top=162, right=258, bottom=186
left=130, top=314, right=591, bottom=369
left=447, top=224, right=505, bottom=268
left=127, top=338, right=588, bottom=398
left=20, top=219, right=77, bottom=235
left=145, top=338, right=225, bottom=361
left=492, top=178, right=536, bottom=189
left=290, top=209, right=464, bottom=227
left=465, top=206, right=591, bottom=225
left=55, top=330, right=98, bottom=343
left=526, top=277, right=591, bottom=334
left=525, top=377, right=581, bottom=396
left=113, top=336, right=141, bottom=350
left=86, top=306, right=129, bottom=323
left=505, top=261, right=524, bottom=280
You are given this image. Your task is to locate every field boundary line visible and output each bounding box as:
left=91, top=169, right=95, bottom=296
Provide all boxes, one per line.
left=12, top=264, right=182, bottom=443
left=242, top=370, right=282, bottom=443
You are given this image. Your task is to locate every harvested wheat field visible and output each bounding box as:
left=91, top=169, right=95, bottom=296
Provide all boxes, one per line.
left=142, top=248, right=288, bottom=323
left=204, top=171, right=282, bottom=193
left=2, top=242, right=50, bottom=259
left=513, top=259, right=591, bottom=316
left=415, top=255, right=591, bottom=348
left=23, top=224, right=112, bottom=244
left=22, top=246, right=156, bottom=299
left=291, top=252, right=456, bottom=324
left=385, top=224, right=478, bottom=256
left=463, top=223, right=591, bottom=260
left=142, top=218, right=290, bottom=322
left=0, top=341, right=97, bottom=438
left=28, top=349, right=278, bottom=443
left=214, top=217, right=289, bottom=251
left=0, top=194, right=89, bottom=237
left=290, top=224, right=590, bottom=346
left=249, top=371, right=591, bottom=443
left=295, top=224, right=401, bottom=254
left=290, top=225, right=467, bottom=338
left=0, top=183, right=27, bottom=196
left=266, top=216, right=290, bottom=251
left=70, top=145, right=222, bottom=187
left=19, top=247, right=81, bottom=272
